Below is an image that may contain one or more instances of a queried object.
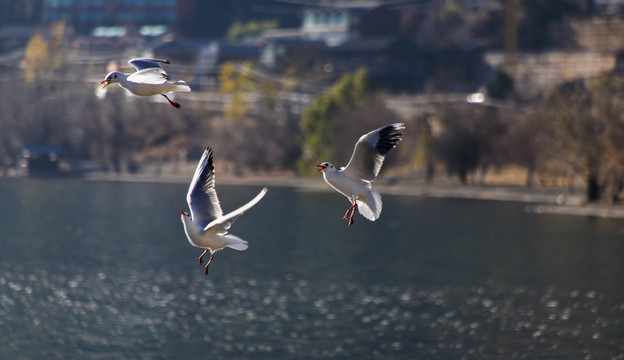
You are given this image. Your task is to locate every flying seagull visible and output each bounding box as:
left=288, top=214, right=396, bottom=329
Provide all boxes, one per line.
left=99, top=58, right=190, bottom=109
left=316, top=123, right=405, bottom=227
left=181, top=147, right=268, bottom=275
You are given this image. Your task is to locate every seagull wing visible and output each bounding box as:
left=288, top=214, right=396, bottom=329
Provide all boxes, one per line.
left=187, top=148, right=223, bottom=228
left=204, top=187, right=268, bottom=234
left=128, top=58, right=170, bottom=71
left=127, top=68, right=168, bottom=85
left=343, top=123, right=405, bottom=182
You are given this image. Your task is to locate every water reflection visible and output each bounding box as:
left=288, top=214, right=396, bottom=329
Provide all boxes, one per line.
left=1, top=178, right=623, bottom=359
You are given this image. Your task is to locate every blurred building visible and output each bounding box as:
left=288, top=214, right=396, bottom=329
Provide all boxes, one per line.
left=42, top=0, right=197, bottom=33
left=592, top=0, right=624, bottom=14
left=484, top=51, right=616, bottom=96
left=268, top=2, right=400, bottom=48
left=40, top=0, right=303, bottom=38
left=483, top=8, right=624, bottom=96
left=259, top=3, right=419, bottom=90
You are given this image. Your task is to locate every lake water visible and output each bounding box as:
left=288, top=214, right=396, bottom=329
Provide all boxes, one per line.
left=1, top=178, right=623, bottom=359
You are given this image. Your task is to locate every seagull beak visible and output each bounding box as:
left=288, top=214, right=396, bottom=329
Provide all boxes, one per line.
left=100, top=80, right=109, bottom=88
left=316, top=164, right=324, bottom=171
left=180, top=210, right=186, bottom=216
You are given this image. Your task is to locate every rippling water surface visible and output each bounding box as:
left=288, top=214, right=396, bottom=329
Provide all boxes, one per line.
left=1, top=178, right=623, bottom=359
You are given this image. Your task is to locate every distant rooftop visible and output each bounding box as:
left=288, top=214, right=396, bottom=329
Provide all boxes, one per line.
left=43, top=0, right=181, bottom=31
left=310, top=1, right=383, bottom=9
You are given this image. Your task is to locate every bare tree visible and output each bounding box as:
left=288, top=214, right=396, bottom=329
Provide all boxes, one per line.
left=500, top=107, right=553, bottom=187
left=546, top=79, right=604, bottom=201
left=433, top=103, right=506, bottom=184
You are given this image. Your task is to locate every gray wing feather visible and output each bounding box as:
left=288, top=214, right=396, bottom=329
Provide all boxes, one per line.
left=127, top=68, right=168, bottom=84
left=128, top=58, right=170, bottom=71
left=343, top=123, right=404, bottom=181
left=187, top=148, right=223, bottom=228
left=204, top=187, right=268, bottom=234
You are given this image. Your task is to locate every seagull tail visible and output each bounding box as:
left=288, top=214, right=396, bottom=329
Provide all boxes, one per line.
left=172, top=80, right=191, bottom=92
left=223, top=234, right=249, bottom=251
left=357, top=191, right=382, bottom=221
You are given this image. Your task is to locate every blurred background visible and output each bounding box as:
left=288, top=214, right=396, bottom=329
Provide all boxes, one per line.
left=2, top=2, right=624, bottom=360
left=3, top=0, right=624, bottom=203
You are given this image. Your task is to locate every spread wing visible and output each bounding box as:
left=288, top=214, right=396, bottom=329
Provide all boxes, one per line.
left=343, top=123, right=405, bottom=182
left=186, top=148, right=223, bottom=228
left=127, top=68, right=169, bottom=85
left=128, top=58, right=170, bottom=71
left=204, top=187, right=268, bottom=234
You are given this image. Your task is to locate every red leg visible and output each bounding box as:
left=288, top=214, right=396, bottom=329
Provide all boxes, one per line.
left=161, top=94, right=181, bottom=109
left=204, top=252, right=215, bottom=276
left=348, top=203, right=357, bottom=227
left=343, top=203, right=356, bottom=220
left=343, top=198, right=357, bottom=227
left=198, top=249, right=209, bottom=265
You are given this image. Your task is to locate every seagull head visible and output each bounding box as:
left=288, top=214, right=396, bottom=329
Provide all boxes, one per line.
left=316, top=162, right=334, bottom=172
left=100, top=72, right=122, bottom=88
left=180, top=209, right=195, bottom=229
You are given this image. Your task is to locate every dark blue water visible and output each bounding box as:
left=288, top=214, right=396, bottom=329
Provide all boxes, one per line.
left=1, top=178, right=623, bottom=359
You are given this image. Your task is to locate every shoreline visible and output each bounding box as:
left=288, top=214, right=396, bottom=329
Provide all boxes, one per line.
left=82, top=172, right=624, bottom=219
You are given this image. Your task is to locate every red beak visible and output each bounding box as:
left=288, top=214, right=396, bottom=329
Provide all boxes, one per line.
left=100, top=80, right=109, bottom=88
left=180, top=210, right=186, bottom=215
left=316, top=164, right=324, bottom=171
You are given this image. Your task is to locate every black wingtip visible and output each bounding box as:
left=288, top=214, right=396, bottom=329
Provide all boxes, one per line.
left=375, top=123, right=405, bottom=155
left=199, top=147, right=215, bottom=184
left=151, top=58, right=171, bottom=64
left=206, top=147, right=214, bottom=166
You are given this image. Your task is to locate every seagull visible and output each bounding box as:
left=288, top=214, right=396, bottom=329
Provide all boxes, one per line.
left=316, top=123, right=405, bottom=227
left=99, top=58, right=190, bottom=109
left=180, top=147, right=268, bottom=275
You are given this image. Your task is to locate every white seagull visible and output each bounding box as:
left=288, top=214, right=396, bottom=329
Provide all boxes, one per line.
left=316, top=123, right=405, bottom=227
left=180, top=147, right=268, bottom=275
left=99, top=58, right=190, bottom=109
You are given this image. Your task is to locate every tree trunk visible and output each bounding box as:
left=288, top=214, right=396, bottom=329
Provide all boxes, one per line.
left=425, top=161, right=435, bottom=184
left=607, top=174, right=622, bottom=204
left=458, top=167, right=468, bottom=185
left=525, top=163, right=536, bottom=188
left=586, top=173, right=600, bottom=202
